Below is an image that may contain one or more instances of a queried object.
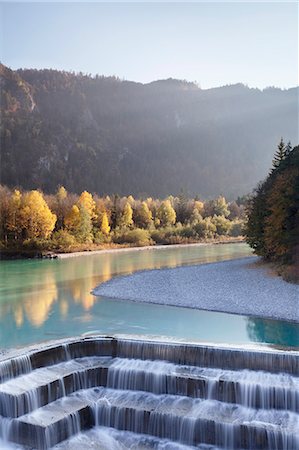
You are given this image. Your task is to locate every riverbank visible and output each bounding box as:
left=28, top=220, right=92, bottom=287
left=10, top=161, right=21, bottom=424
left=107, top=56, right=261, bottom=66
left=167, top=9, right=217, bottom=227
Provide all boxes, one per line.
left=0, top=237, right=244, bottom=260
left=94, top=257, right=299, bottom=322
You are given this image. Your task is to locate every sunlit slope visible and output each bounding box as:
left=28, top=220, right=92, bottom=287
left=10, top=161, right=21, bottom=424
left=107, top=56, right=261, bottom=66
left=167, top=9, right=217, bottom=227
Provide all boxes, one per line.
left=1, top=64, right=297, bottom=197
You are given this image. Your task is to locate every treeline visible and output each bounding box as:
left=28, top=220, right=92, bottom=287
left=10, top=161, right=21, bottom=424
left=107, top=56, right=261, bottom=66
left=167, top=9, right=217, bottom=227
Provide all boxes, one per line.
left=0, top=186, right=246, bottom=253
left=246, top=141, right=299, bottom=282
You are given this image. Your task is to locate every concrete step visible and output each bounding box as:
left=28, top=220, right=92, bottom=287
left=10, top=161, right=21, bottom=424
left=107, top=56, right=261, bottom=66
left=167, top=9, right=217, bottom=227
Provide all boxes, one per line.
left=1, top=356, right=298, bottom=419
left=9, top=388, right=299, bottom=450
left=0, top=357, right=112, bottom=418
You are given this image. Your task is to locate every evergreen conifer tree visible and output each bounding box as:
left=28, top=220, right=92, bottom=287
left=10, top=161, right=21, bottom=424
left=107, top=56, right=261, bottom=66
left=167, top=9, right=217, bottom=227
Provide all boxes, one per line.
left=272, top=138, right=286, bottom=170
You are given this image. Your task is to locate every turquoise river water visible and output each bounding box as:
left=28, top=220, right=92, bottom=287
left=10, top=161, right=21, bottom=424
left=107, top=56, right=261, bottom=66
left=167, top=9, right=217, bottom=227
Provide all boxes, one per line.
left=0, top=243, right=298, bottom=350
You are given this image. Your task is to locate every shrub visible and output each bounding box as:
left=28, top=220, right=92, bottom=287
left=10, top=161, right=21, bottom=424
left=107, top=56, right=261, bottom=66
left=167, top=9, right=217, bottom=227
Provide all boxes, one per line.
left=23, top=238, right=51, bottom=251
left=194, top=218, right=216, bottom=239
left=113, top=228, right=152, bottom=246
left=211, top=215, right=232, bottom=236
left=178, top=226, right=196, bottom=239
left=51, top=229, right=76, bottom=250
left=94, top=231, right=111, bottom=244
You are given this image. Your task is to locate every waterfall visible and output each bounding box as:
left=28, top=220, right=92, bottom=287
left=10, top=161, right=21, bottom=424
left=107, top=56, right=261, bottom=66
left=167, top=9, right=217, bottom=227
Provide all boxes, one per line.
left=0, top=336, right=298, bottom=449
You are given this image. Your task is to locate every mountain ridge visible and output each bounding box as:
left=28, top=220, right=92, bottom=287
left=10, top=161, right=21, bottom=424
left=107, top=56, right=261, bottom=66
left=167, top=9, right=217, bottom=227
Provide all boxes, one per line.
left=1, top=63, right=298, bottom=198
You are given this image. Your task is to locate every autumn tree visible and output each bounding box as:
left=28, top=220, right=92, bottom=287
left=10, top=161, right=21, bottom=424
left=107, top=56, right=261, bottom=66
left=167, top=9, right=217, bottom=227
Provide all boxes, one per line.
left=101, top=211, right=110, bottom=235
left=194, top=217, right=216, bottom=239
left=203, top=196, right=229, bottom=218
left=118, top=202, right=133, bottom=228
left=64, top=205, right=81, bottom=235
left=211, top=215, right=232, bottom=236
left=78, top=191, right=97, bottom=221
left=133, top=201, right=153, bottom=229
left=157, top=200, right=176, bottom=227
left=20, top=190, right=57, bottom=239
left=65, top=204, right=93, bottom=243
left=190, top=201, right=204, bottom=225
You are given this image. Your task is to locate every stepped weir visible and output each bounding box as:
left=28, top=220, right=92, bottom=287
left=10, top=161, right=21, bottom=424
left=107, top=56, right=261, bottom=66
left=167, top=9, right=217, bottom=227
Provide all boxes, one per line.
left=0, top=336, right=298, bottom=449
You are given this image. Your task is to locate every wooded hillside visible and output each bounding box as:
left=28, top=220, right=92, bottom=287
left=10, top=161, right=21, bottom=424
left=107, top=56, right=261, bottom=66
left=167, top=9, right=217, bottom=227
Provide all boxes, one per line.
left=1, top=63, right=298, bottom=198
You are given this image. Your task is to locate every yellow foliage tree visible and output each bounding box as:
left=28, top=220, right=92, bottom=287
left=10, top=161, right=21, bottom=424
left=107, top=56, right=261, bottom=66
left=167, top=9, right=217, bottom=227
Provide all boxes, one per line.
left=56, top=186, right=67, bottom=202
left=20, top=190, right=57, bottom=239
left=127, top=195, right=135, bottom=206
left=194, top=200, right=204, bottom=214
left=78, top=191, right=97, bottom=220
left=118, top=202, right=133, bottom=228
left=157, top=200, right=176, bottom=227
left=64, top=204, right=93, bottom=243
left=64, top=205, right=81, bottom=234
left=101, top=211, right=110, bottom=235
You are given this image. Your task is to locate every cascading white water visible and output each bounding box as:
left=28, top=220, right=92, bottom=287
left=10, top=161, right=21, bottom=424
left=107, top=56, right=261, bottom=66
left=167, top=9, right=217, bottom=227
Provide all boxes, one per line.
left=0, top=337, right=298, bottom=450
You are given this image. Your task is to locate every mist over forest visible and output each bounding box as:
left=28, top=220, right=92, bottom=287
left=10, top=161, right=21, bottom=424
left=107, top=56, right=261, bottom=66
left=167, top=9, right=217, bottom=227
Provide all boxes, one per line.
left=1, top=63, right=298, bottom=199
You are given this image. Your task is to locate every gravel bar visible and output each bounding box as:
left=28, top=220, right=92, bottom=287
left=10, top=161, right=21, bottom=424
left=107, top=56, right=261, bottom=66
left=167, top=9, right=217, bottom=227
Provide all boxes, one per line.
left=94, top=257, right=299, bottom=322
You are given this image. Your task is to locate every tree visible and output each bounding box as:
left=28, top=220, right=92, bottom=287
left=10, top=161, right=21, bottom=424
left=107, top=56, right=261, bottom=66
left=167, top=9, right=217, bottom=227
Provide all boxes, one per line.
left=175, top=192, right=189, bottom=224
left=56, top=186, right=67, bottom=202
left=194, top=217, right=216, bottom=239
left=246, top=143, right=299, bottom=272
left=133, top=201, right=153, bottom=229
left=118, top=202, right=133, bottom=228
left=76, top=205, right=93, bottom=243
left=157, top=200, right=176, bottom=227
left=20, top=190, right=56, bottom=239
left=110, top=195, right=121, bottom=229
left=54, top=186, right=68, bottom=230
left=6, top=189, right=22, bottom=240
left=203, top=196, right=229, bottom=218
left=211, top=215, right=232, bottom=236
left=64, top=205, right=81, bottom=235
left=272, top=138, right=286, bottom=170
left=264, top=166, right=299, bottom=262
left=101, top=211, right=110, bottom=235
left=78, top=191, right=97, bottom=220
left=245, top=181, right=270, bottom=257
left=228, top=201, right=242, bottom=220
left=0, top=185, right=12, bottom=242
left=285, top=141, right=292, bottom=158
left=190, top=201, right=204, bottom=225
left=65, top=204, right=93, bottom=242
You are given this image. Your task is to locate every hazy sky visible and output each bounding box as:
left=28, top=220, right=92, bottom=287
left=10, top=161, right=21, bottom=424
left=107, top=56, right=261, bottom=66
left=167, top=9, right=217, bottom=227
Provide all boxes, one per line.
left=1, top=1, right=298, bottom=89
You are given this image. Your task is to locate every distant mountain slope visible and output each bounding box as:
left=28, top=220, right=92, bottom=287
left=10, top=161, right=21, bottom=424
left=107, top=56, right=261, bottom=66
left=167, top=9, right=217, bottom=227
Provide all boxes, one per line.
left=0, top=63, right=298, bottom=198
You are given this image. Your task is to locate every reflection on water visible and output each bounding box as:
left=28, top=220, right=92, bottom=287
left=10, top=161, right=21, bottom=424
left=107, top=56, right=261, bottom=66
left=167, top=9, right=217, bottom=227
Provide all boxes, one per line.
left=247, top=318, right=299, bottom=347
left=0, top=243, right=297, bottom=349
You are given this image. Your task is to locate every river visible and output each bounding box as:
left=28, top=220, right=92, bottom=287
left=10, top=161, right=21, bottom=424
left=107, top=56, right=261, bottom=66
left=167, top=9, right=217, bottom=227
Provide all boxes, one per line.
left=0, top=243, right=298, bottom=349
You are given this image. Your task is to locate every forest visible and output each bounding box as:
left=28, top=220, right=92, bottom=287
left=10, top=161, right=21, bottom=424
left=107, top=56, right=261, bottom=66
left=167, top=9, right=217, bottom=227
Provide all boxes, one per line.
left=1, top=63, right=298, bottom=198
left=0, top=186, right=246, bottom=255
left=246, top=142, right=299, bottom=282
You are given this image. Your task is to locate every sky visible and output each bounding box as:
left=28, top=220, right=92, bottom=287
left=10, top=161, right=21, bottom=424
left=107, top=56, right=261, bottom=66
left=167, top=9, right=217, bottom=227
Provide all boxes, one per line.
left=0, top=1, right=298, bottom=89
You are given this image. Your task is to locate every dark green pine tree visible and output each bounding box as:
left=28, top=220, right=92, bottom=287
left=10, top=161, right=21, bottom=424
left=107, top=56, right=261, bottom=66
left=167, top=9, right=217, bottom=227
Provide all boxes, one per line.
left=284, top=141, right=292, bottom=158
left=272, top=138, right=286, bottom=170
